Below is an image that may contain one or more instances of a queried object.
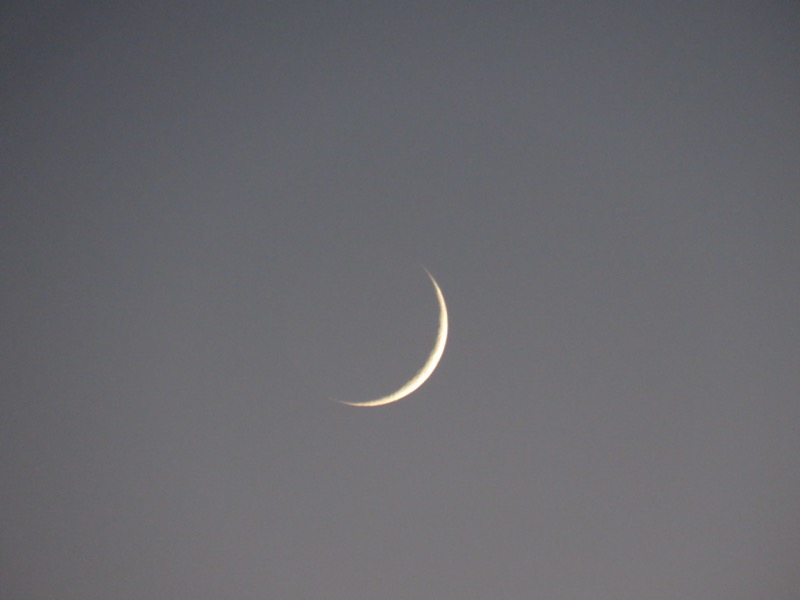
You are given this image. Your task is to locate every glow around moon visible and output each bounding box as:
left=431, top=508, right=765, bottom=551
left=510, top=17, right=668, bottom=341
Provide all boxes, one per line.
left=338, top=270, right=448, bottom=408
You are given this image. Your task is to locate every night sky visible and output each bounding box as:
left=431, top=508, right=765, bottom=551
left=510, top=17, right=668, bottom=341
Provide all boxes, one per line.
left=2, top=2, right=799, bottom=598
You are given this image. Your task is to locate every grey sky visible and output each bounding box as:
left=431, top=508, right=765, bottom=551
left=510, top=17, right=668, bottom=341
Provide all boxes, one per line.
left=2, top=2, right=799, bottom=598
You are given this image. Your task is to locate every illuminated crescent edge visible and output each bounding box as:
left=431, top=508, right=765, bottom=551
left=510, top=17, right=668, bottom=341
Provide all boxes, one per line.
left=338, top=270, right=448, bottom=407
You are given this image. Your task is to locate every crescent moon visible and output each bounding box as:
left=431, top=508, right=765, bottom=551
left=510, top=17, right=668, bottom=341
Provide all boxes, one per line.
left=338, top=270, right=448, bottom=407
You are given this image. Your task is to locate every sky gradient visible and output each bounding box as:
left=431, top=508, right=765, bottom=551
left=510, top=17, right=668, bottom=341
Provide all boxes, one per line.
left=2, top=2, right=799, bottom=598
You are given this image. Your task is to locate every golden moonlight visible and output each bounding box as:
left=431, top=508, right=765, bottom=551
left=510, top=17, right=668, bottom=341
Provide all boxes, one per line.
left=338, top=270, right=448, bottom=407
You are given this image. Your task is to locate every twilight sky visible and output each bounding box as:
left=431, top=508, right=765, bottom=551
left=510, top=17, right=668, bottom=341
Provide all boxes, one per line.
left=2, top=2, right=799, bottom=598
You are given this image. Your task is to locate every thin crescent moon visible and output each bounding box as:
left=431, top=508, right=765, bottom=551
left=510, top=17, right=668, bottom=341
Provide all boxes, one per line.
left=338, top=270, right=448, bottom=408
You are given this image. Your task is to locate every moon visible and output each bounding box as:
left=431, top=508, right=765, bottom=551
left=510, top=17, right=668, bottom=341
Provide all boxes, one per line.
left=338, top=270, right=448, bottom=407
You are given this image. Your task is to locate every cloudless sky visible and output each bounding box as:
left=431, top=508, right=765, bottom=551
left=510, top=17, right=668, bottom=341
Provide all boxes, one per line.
left=2, top=2, right=799, bottom=598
